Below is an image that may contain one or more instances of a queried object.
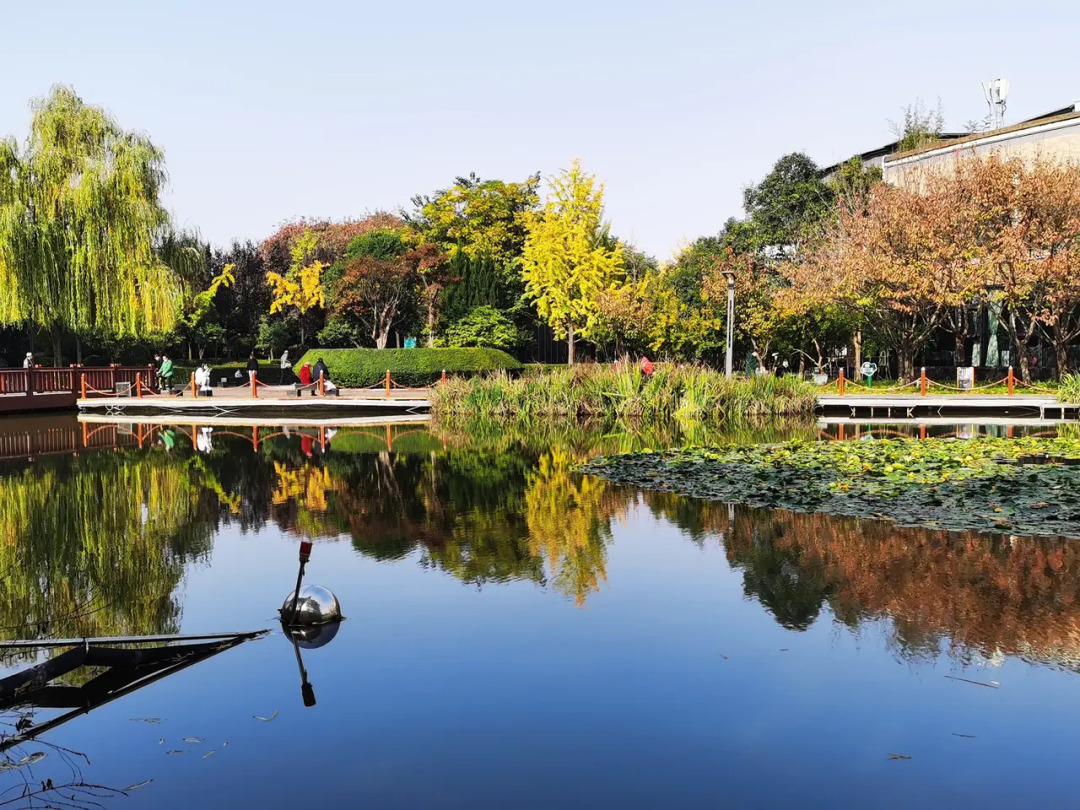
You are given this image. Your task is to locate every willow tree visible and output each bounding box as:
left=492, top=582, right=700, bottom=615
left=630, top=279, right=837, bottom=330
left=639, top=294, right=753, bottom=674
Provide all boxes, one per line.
left=0, top=85, right=184, bottom=363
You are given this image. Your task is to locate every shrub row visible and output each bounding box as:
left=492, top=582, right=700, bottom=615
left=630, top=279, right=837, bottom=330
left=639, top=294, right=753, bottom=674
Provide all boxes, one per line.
left=295, top=348, right=522, bottom=388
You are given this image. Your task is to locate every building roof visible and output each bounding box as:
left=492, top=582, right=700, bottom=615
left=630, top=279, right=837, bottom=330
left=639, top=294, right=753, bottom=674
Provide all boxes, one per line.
left=886, top=107, right=1080, bottom=162
left=819, top=134, right=967, bottom=177
left=820, top=100, right=1080, bottom=175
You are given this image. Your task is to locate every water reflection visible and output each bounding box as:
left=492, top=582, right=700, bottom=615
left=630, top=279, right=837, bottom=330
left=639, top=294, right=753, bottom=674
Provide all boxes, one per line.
left=1, top=415, right=1079, bottom=675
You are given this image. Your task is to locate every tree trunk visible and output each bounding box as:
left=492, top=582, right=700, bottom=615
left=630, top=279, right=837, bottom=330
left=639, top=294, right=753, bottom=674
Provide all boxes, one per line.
left=954, top=307, right=967, bottom=366
left=1055, top=338, right=1070, bottom=381
left=897, top=340, right=915, bottom=382
left=853, top=331, right=862, bottom=381
left=427, top=303, right=435, bottom=348
left=300, top=322, right=306, bottom=347
left=567, top=323, right=575, bottom=366
left=75, top=336, right=82, bottom=365
left=376, top=330, right=389, bottom=350
left=187, top=341, right=193, bottom=362
left=1009, top=309, right=1032, bottom=384
left=51, top=324, right=63, bottom=367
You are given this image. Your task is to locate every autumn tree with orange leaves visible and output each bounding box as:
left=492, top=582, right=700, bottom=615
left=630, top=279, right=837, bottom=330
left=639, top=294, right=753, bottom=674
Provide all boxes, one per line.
left=790, top=153, right=1080, bottom=381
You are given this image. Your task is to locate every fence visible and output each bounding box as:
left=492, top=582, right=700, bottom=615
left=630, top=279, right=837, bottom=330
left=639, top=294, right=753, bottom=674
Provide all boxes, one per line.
left=0, top=365, right=156, bottom=411
left=833, top=366, right=1036, bottom=396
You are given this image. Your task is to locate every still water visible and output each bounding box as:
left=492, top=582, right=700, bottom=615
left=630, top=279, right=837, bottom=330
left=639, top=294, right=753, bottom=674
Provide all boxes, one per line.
left=2, top=415, right=1080, bottom=808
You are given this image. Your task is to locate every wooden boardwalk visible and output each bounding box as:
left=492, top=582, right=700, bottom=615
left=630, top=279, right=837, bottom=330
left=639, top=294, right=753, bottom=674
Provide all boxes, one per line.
left=817, top=393, right=1078, bottom=419
left=76, top=385, right=431, bottom=414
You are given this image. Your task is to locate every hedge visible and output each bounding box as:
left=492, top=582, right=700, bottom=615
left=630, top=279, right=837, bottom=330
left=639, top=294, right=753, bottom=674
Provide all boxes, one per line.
left=295, top=348, right=522, bottom=388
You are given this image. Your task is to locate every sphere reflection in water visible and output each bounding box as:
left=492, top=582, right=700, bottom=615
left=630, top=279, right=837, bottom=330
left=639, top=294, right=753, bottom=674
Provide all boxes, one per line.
left=282, top=619, right=341, bottom=650
left=279, top=584, right=341, bottom=626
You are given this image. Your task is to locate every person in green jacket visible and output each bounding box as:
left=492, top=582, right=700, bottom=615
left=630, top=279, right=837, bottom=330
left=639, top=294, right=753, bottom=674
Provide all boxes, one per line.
left=158, top=354, right=175, bottom=392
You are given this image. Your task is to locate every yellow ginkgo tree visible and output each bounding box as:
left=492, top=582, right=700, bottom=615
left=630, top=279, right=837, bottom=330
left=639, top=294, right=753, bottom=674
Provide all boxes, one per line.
left=265, top=229, right=326, bottom=345
left=522, top=160, right=624, bottom=364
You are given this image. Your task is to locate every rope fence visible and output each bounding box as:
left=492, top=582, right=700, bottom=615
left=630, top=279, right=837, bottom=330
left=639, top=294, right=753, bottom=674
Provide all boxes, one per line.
left=834, top=367, right=1033, bottom=397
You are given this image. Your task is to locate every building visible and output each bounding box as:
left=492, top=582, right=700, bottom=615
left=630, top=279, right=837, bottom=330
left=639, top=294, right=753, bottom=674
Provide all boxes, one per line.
left=883, top=101, right=1080, bottom=183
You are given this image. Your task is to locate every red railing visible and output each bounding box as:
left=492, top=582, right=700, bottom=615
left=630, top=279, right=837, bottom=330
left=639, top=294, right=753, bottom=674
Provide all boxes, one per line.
left=0, top=365, right=155, bottom=398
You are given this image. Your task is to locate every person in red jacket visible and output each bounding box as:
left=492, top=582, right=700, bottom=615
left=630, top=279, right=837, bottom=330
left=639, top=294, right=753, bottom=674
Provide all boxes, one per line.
left=640, top=356, right=654, bottom=376
left=298, top=362, right=313, bottom=386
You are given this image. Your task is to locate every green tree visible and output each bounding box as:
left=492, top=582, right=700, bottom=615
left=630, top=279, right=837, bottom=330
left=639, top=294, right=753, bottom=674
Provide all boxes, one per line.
left=408, top=172, right=540, bottom=267
left=0, top=86, right=187, bottom=363
left=522, top=160, right=624, bottom=365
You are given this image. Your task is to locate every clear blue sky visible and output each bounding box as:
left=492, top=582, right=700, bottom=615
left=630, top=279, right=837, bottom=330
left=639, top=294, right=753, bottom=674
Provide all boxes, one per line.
left=3, top=0, right=1076, bottom=260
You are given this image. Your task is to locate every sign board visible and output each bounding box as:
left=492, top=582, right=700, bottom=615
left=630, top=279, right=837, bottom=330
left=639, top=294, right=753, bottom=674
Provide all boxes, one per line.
left=860, top=362, right=878, bottom=378
left=403, top=337, right=417, bottom=349
left=957, top=367, right=975, bottom=391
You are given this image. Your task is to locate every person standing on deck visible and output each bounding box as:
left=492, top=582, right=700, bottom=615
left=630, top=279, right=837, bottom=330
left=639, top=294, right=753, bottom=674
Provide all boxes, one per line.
left=280, top=350, right=294, bottom=384
left=313, top=358, right=330, bottom=387
left=23, top=353, right=33, bottom=368
left=246, top=353, right=259, bottom=384
left=299, top=361, right=313, bottom=386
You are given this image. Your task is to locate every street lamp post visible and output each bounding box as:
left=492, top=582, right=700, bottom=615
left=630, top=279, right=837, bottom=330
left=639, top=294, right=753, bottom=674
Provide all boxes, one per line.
left=722, top=270, right=735, bottom=378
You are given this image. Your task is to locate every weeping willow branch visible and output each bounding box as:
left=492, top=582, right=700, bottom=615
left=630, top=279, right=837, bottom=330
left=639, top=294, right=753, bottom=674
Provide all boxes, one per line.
left=0, top=85, right=188, bottom=339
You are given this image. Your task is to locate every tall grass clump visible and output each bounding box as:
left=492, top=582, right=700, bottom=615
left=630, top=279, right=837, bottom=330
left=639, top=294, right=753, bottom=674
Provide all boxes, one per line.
left=429, top=363, right=817, bottom=422
left=1058, top=373, right=1080, bottom=404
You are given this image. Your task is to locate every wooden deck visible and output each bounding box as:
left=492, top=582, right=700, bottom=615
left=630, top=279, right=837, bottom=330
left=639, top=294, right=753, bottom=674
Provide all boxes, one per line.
left=76, top=385, right=431, bottom=414
left=817, top=393, right=1078, bottom=419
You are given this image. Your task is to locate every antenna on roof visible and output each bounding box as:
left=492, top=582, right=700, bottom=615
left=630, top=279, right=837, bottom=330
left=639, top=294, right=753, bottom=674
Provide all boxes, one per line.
left=982, top=77, right=1009, bottom=130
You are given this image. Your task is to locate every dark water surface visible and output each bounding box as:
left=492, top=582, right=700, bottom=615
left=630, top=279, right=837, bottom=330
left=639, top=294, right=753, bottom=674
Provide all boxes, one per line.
left=2, top=415, right=1080, bottom=808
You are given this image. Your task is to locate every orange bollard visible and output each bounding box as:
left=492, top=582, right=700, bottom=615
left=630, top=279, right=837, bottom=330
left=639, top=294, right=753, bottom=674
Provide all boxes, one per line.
left=251, top=371, right=258, bottom=398
left=1007, top=366, right=1015, bottom=397
left=318, top=372, right=325, bottom=396
left=190, top=372, right=197, bottom=398
left=385, top=370, right=391, bottom=397
left=838, top=369, right=846, bottom=396
left=920, top=367, right=927, bottom=396
left=441, top=369, right=447, bottom=384
left=136, top=374, right=143, bottom=398
left=80, top=373, right=87, bottom=400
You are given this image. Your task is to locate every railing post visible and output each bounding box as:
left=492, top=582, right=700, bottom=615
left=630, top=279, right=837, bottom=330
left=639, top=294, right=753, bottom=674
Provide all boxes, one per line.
left=80, top=373, right=87, bottom=400
left=252, top=371, right=258, bottom=398
left=26, top=368, right=32, bottom=398
left=318, top=371, right=325, bottom=396
left=148, top=364, right=156, bottom=392
left=838, top=368, right=845, bottom=396
left=136, top=373, right=143, bottom=398
left=190, top=373, right=197, bottom=398
left=441, top=369, right=447, bottom=384
left=920, top=367, right=927, bottom=397
left=1007, top=366, right=1015, bottom=397
left=385, top=370, right=391, bottom=397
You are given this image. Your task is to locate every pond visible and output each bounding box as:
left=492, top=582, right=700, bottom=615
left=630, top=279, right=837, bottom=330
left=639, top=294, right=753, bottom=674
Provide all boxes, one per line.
left=2, top=414, right=1080, bottom=808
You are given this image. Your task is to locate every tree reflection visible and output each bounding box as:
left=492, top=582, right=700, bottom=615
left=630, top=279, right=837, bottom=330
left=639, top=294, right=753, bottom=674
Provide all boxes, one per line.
left=8, top=416, right=1080, bottom=671
left=0, top=452, right=211, bottom=655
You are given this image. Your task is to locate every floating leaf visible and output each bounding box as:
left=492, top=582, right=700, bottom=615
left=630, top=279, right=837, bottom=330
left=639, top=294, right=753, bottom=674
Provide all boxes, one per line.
left=124, top=779, right=153, bottom=791
left=182, top=737, right=204, bottom=743
left=203, top=750, right=216, bottom=759
left=887, top=753, right=912, bottom=760
left=253, top=710, right=279, bottom=722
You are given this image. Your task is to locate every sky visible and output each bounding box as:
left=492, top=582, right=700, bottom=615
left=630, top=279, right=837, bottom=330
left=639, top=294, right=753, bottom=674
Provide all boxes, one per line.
left=2, top=0, right=1076, bottom=261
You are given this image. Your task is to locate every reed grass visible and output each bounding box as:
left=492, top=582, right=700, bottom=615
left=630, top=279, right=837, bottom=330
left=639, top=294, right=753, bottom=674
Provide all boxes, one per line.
left=429, top=363, right=818, bottom=422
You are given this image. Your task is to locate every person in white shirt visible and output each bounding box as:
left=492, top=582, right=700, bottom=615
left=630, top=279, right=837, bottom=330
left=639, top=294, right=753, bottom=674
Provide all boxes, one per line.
left=22, top=353, right=33, bottom=369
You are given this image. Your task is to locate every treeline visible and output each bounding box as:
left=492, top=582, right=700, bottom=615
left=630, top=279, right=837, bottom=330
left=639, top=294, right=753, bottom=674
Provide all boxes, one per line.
left=4, top=85, right=1080, bottom=379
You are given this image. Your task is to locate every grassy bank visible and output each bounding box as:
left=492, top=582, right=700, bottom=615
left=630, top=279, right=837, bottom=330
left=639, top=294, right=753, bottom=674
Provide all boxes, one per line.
left=429, top=364, right=817, bottom=421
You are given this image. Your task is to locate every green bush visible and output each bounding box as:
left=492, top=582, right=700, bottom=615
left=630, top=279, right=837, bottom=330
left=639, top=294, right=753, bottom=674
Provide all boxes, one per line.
left=296, top=348, right=522, bottom=388
left=443, top=306, right=523, bottom=353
